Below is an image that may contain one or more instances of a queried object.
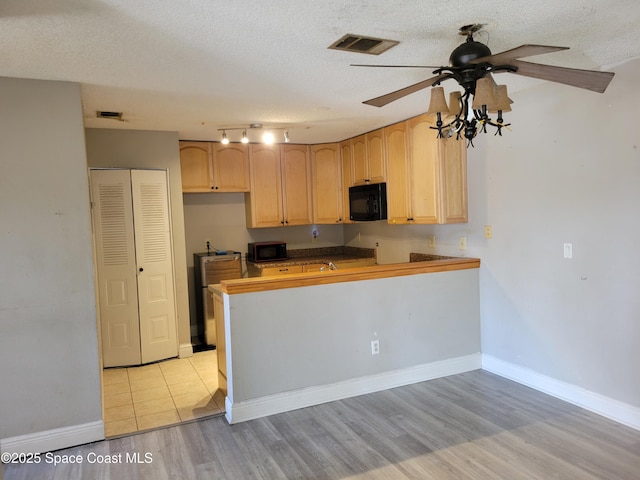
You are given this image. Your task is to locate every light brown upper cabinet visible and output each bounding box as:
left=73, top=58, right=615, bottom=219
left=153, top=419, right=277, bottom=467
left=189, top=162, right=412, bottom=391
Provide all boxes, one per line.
left=179, top=141, right=250, bottom=193
left=351, top=129, right=387, bottom=185
left=245, top=144, right=313, bottom=228
left=311, top=143, right=344, bottom=224
left=386, top=113, right=467, bottom=224
left=340, top=140, right=353, bottom=223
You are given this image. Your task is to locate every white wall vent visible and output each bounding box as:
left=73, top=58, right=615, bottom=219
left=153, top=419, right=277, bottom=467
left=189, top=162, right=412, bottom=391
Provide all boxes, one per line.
left=328, top=34, right=399, bottom=55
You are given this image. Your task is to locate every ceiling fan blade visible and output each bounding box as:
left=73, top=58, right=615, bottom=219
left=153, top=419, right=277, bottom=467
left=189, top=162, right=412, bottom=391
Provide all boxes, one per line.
left=363, top=73, right=451, bottom=107
left=508, top=59, right=615, bottom=93
left=470, top=44, right=569, bottom=65
left=351, top=64, right=442, bottom=69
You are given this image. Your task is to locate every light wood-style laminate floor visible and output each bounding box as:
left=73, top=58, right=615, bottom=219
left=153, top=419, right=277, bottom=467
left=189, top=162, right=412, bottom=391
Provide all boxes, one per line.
left=4, top=370, right=640, bottom=479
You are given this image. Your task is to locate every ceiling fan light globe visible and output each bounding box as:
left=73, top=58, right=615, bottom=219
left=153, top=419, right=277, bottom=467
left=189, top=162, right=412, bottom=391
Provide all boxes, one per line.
left=427, top=87, right=450, bottom=115
left=489, top=85, right=512, bottom=113
left=472, top=77, right=497, bottom=110
left=447, top=91, right=463, bottom=118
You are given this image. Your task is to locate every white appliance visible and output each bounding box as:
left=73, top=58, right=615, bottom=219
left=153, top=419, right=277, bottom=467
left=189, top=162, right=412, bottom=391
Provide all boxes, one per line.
left=193, top=252, right=242, bottom=348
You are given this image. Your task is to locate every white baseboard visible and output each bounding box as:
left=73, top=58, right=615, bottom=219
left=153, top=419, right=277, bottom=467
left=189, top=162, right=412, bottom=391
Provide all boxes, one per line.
left=0, top=421, right=104, bottom=455
left=178, top=343, right=193, bottom=358
left=482, top=354, right=640, bottom=431
left=226, top=353, right=481, bottom=424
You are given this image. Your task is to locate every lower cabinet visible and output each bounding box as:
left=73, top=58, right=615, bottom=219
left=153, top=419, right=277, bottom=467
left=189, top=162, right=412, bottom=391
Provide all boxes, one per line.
left=302, top=263, right=328, bottom=272
left=260, top=265, right=304, bottom=276
left=212, top=288, right=227, bottom=395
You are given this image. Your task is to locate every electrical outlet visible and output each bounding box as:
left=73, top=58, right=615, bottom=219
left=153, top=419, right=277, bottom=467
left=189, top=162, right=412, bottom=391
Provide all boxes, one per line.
left=371, top=340, right=380, bottom=355
left=205, top=239, right=212, bottom=251
left=484, top=225, right=492, bottom=239
left=356, top=232, right=361, bottom=242
left=459, top=236, right=467, bottom=250
left=428, top=235, right=436, bottom=248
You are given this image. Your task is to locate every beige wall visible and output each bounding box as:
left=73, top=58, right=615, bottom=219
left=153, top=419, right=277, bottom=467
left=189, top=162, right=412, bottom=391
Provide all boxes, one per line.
left=346, top=57, right=640, bottom=416
left=0, top=78, right=102, bottom=445
left=84, top=129, right=191, bottom=351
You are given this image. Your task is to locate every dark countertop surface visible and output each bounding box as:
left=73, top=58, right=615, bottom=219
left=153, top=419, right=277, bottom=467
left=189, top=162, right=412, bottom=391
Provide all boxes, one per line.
left=409, top=253, right=458, bottom=262
left=248, top=246, right=376, bottom=268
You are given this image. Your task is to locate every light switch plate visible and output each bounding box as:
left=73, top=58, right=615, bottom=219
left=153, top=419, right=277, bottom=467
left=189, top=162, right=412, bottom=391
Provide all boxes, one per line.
left=459, top=236, right=467, bottom=250
left=564, top=243, right=573, bottom=259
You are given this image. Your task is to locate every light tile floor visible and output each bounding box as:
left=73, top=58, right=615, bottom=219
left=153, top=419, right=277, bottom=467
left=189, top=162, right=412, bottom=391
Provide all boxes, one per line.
left=102, top=350, right=224, bottom=437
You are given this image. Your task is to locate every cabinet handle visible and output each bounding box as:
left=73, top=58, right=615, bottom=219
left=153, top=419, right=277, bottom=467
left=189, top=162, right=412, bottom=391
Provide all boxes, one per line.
left=139, top=267, right=144, bottom=272
left=279, top=268, right=289, bottom=272
left=211, top=186, right=215, bottom=190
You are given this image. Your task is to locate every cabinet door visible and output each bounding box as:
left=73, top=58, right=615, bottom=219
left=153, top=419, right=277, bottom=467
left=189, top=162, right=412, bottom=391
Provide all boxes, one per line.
left=302, top=263, right=328, bottom=272
left=261, top=265, right=304, bottom=276
left=340, top=140, right=353, bottom=224
left=311, top=143, right=343, bottom=224
left=281, top=144, right=313, bottom=226
left=246, top=144, right=284, bottom=228
left=351, top=135, right=368, bottom=185
left=212, top=143, right=250, bottom=192
left=179, top=141, right=213, bottom=192
left=384, top=122, right=411, bottom=224
left=438, top=136, right=468, bottom=223
left=366, top=128, right=387, bottom=184
left=408, top=114, right=440, bottom=224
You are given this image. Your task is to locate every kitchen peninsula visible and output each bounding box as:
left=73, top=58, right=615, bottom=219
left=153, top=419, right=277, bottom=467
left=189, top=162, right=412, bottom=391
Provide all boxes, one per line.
left=210, top=256, right=481, bottom=424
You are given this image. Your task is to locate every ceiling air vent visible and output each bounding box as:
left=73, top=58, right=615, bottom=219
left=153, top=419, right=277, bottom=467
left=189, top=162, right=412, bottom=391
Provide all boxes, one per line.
left=96, top=111, right=123, bottom=121
left=328, top=34, right=399, bottom=55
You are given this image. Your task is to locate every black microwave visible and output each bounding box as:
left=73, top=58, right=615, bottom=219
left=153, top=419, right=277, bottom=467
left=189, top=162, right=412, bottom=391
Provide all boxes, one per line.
left=349, top=183, right=387, bottom=221
left=247, top=241, right=287, bottom=263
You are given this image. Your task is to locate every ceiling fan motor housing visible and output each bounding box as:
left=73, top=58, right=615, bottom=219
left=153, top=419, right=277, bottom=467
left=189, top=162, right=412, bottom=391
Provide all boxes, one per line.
left=449, top=39, right=492, bottom=68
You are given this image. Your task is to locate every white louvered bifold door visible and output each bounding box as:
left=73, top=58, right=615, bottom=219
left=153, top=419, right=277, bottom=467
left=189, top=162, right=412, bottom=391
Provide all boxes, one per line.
left=130, top=170, right=178, bottom=364
left=91, top=169, right=142, bottom=367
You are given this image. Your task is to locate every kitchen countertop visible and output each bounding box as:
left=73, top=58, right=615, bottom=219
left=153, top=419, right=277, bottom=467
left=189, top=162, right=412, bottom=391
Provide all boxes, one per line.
left=248, top=246, right=376, bottom=269
left=217, top=256, right=481, bottom=294
left=409, top=253, right=457, bottom=262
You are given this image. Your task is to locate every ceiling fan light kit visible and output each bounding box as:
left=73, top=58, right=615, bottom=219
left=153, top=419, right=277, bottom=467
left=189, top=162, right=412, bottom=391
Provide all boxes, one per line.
left=357, top=24, right=615, bottom=147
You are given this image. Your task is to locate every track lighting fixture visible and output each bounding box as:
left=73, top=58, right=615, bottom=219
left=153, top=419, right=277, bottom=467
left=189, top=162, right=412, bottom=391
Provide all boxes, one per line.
left=216, top=124, right=293, bottom=144
left=262, top=131, right=275, bottom=144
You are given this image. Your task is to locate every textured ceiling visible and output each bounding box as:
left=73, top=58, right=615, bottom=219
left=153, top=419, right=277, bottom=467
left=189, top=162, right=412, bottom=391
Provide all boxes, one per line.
left=2, top=0, right=639, bottom=144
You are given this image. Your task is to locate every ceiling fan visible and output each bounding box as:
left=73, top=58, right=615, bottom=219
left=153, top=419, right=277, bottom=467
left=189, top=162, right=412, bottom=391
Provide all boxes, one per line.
left=354, top=24, right=615, bottom=145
